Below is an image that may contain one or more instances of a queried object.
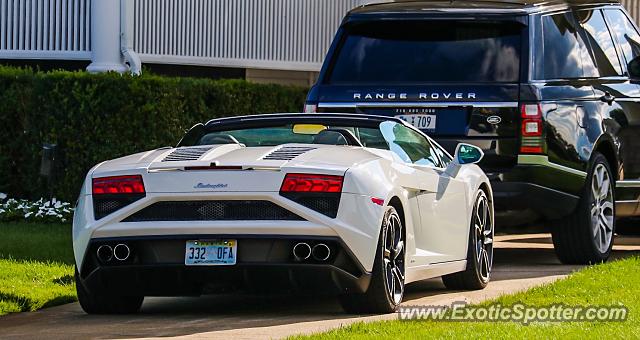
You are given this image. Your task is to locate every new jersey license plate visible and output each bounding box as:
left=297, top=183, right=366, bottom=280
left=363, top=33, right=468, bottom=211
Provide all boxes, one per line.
left=395, top=114, right=437, bottom=130
left=185, top=240, right=237, bottom=266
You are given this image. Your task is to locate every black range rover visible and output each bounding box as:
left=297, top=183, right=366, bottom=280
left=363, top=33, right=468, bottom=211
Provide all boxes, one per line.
left=306, top=0, right=640, bottom=264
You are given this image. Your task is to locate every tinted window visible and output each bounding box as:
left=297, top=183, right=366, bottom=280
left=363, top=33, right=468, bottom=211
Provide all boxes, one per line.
left=578, top=10, right=623, bottom=76
left=197, top=125, right=386, bottom=148
left=379, top=122, right=439, bottom=167
left=539, top=13, right=598, bottom=79
left=199, top=127, right=314, bottom=146
left=327, top=20, right=522, bottom=84
left=604, top=9, right=640, bottom=70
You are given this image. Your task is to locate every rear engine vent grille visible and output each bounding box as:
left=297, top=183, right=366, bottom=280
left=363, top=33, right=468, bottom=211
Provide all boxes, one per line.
left=123, top=200, right=304, bottom=222
left=263, top=146, right=316, bottom=161
left=162, top=147, right=213, bottom=162
left=94, top=195, right=145, bottom=220
left=280, top=193, right=340, bottom=218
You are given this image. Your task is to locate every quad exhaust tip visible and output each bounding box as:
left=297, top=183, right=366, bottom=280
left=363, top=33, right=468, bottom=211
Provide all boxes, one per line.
left=292, top=242, right=312, bottom=261
left=96, top=245, right=113, bottom=263
left=113, top=243, right=131, bottom=261
left=312, top=243, right=331, bottom=261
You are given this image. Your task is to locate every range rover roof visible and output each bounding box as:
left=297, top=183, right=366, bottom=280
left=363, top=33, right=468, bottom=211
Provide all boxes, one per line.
left=348, top=0, right=621, bottom=16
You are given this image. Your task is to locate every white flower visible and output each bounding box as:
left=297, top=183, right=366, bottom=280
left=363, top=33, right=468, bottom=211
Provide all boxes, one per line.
left=0, top=193, right=6, bottom=200
left=0, top=196, right=74, bottom=223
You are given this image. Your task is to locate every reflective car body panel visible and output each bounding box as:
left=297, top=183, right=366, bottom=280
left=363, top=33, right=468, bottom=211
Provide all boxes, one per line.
left=307, top=0, right=640, bottom=223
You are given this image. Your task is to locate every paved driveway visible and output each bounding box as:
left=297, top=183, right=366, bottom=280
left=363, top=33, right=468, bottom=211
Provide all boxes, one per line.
left=1, top=234, right=639, bottom=339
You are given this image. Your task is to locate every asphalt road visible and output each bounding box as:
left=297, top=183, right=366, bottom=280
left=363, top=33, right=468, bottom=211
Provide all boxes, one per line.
left=1, top=233, right=639, bottom=340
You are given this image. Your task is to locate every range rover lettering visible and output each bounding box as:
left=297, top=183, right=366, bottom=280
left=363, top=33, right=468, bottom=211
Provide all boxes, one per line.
left=306, top=0, right=640, bottom=264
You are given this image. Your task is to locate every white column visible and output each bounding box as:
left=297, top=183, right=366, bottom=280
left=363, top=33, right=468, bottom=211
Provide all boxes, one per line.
left=86, top=0, right=127, bottom=73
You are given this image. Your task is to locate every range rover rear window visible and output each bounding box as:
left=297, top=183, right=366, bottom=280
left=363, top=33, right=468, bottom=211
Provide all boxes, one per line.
left=326, top=20, right=522, bottom=84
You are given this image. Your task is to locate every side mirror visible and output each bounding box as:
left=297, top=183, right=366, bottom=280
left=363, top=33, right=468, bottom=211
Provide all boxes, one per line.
left=454, top=143, right=484, bottom=165
left=629, top=57, right=640, bottom=79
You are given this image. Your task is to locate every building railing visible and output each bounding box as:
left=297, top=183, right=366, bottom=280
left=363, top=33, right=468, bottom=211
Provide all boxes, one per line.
left=623, top=0, right=640, bottom=25
left=0, top=0, right=91, bottom=60
left=132, top=0, right=365, bottom=71
left=3, top=0, right=640, bottom=72
left=0, top=0, right=366, bottom=71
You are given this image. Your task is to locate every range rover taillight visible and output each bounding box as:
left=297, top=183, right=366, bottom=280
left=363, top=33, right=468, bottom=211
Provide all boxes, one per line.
left=280, top=173, right=343, bottom=218
left=520, top=104, right=545, bottom=154
left=92, top=175, right=146, bottom=220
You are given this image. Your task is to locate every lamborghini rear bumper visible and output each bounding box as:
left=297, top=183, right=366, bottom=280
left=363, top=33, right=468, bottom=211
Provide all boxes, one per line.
left=78, top=235, right=371, bottom=296
left=74, top=191, right=386, bottom=274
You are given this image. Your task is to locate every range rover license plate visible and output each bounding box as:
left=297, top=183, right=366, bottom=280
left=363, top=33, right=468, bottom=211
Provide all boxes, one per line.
left=185, top=240, right=237, bottom=266
left=395, top=114, right=437, bottom=130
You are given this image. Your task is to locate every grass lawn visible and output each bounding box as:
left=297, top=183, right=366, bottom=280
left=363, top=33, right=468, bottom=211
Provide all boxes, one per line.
left=299, top=257, right=640, bottom=339
left=0, top=223, right=75, bottom=316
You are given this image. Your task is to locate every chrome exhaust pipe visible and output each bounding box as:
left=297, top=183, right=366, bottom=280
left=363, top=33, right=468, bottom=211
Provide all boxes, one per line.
left=292, top=242, right=312, bottom=261
left=96, top=245, right=113, bottom=263
left=312, top=243, right=331, bottom=261
left=113, top=243, right=131, bottom=261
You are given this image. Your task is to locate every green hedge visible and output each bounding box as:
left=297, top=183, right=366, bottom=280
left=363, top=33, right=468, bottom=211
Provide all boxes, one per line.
left=0, top=66, right=307, bottom=201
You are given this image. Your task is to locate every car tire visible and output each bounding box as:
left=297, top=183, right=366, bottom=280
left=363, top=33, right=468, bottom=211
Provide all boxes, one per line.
left=75, top=268, right=144, bottom=314
left=442, top=189, right=493, bottom=290
left=339, top=206, right=405, bottom=314
left=552, top=152, right=615, bottom=264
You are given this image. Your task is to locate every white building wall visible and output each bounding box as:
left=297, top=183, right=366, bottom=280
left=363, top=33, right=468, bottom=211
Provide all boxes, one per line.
left=133, top=0, right=366, bottom=72
left=0, top=0, right=91, bottom=60
left=0, top=0, right=367, bottom=72
left=3, top=1, right=640, bottom=74
left=623, top=0, right=640, bottom=22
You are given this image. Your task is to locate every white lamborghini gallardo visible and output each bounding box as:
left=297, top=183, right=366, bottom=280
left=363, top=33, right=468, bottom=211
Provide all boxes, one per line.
left=73, top=113, right=494, bottom=314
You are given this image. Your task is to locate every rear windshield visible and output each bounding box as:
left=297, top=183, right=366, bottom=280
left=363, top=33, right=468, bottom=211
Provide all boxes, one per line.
left=196, top=125, right=388, bottom=149
left=326, top=20, right=523, bottom=84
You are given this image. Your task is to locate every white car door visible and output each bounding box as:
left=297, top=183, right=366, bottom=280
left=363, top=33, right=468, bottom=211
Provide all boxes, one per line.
left=412, top=164, right=469, bottom=264
left=380, top=122, right=470, bottom=266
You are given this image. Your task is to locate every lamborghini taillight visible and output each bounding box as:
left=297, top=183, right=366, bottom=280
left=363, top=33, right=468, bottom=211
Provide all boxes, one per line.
left=280, top=174, right=343, bottom=218
left=280, top=174, right=343, bottom=193
left=92, top=175, right=145, bottom=195
left=92, top=175, right=146, bottom=220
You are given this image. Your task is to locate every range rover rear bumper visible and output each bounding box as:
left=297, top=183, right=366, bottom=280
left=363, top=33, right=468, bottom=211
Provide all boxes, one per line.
left=491, top=181, right=580, bottom=221
left=489, top=155, right=586, bottom=223
left=491, top=156, right=640, bottom=224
